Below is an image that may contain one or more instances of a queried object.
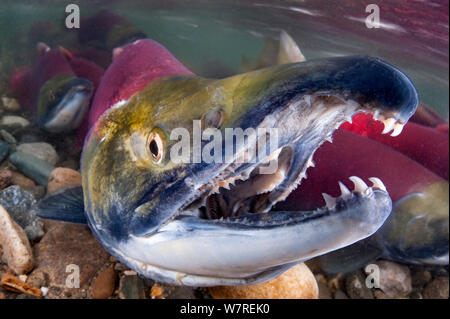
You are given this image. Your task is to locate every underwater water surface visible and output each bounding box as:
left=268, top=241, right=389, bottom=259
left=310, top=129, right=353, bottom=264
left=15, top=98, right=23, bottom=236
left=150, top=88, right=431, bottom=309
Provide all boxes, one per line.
left=0, top=0, right=448, bottom=116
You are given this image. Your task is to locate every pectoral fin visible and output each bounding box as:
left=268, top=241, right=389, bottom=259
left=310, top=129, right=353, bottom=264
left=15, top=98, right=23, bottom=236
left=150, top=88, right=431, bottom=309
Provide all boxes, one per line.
left=35, top=186, right=87, bottom=224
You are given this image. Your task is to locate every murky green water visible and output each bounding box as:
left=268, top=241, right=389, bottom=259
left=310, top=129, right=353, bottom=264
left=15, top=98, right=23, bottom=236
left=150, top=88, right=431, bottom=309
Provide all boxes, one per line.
left=0, top=0, right=448, bottom=117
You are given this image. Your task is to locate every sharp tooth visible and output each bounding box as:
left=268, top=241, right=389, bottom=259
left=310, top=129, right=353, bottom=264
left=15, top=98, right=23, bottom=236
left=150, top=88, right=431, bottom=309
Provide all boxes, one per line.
left=325, top=136, right=333, bottom=143
left=381, top=118, right=396, bottom=134
left=390, top=122, right=404, bottom=137
left=307, top=158, right=315, bottom=168
left=373, top=110, right=380, bottom=120
left=368, top=177, right=387, bottom=191
left=348, top=176, right=368, bottom=193
left=338, top=181, right=351, bottom=197
left=322, top=193, right=336, bottom=209
left=346, top=116, right=353, bottom=124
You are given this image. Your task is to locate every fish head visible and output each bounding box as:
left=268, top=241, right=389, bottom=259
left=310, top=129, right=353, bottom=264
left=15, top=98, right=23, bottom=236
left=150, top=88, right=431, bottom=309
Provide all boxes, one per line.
left=380, top=181, right=449, bottom=265
left=82, top=55, right=418, bottom=286
left=37, top=73, right=94, bottom=133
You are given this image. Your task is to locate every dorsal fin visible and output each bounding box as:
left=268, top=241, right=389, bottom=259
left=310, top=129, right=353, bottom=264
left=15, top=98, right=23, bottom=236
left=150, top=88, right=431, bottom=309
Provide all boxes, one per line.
left=277, top=30, right=306, bottom=64
left=37, top=42, right=51, bottom=57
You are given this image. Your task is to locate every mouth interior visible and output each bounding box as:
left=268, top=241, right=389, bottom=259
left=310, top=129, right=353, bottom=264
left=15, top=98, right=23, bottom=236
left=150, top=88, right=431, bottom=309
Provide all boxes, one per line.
left=180, top=94, right=403, bottom=222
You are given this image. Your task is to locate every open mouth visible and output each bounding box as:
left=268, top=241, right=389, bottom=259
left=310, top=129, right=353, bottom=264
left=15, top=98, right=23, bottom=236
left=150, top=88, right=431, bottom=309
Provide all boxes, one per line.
left=177, top=93, right=404, bottom=225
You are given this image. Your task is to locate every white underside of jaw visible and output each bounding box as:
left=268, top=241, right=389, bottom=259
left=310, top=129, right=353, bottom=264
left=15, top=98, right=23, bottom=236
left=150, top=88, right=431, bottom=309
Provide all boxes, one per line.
left=44, top=92, right=90, bottom=132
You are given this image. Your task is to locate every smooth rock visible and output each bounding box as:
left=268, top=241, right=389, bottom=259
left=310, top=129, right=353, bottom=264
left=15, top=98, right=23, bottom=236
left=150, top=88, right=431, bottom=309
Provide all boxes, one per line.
left=114, top=263, right=129, bottom=272
left=373, top=289, right=391, bottom=299
left=8, top=151, right=55, bottom=186
left=0, top=142, right=8, bottom=163
left=209, top=263, right=318, bottom=299
left=0, top=185, right=44, bottom=241
left=26, top=270, right=49, bottom=289
left=431, top=267, right=448, bottom=278
left=371, top=260, right=412, bottom=298
left=19, top=134, right=42, bottom=144
left=318, top=281, right=332, bottom=299
left=26, top=185, right=46, bottom=201
left=423, top=277, right=449, bottom=299
left=0, top=169, right=12, bottom=189
left=0, top=115, right=29, bottom=128
left=0, top=129, right=17, bottom=144
left=1, top=97, right=21, bottom=112
left=410, top=291, right=423, bottom=299
left=0, top=205, right=35, bottom=274
left=92, top=266, right=116, bottom=299
left=32, top=222, right=110, bottom=288
left=165, top=286, right=197, bottom=299
left=15, top=293, right=40, bottom=299
left=57, top=158, right=79, bottom=170
left=119, top=275, right=146, bottom=299
left=412, top=269, right=432, bottom=288
left=9, top=171, right=36, bottom=188
left=47, top=167, right=82, bottom=194
left=17, top=143, right=59, bottom=166
left=345, top=271, right=374, bottom=299
left=334, top=290, right=349, bottom=299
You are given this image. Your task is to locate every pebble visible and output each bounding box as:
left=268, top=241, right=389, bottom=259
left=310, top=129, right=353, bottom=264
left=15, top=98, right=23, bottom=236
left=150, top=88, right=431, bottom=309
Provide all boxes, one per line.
left=15, top=293, right=40, bottom=299
left=17, top=142, right=59, bottom=166
left=9, top=171, right=36, bottom=189
left=410, top=291, right=423, bottom=299
left=209, top=263, right=318, bottom=299
left=411, top=269, right=432, bottom=288
left=0, top=185, right=44, bottom=241
left=32, top=222, right=110, bottom=289
left=0, top=142, right=9, bottom=163
left=333, top=290, right=349, bottom=299
left=1, top=273, right=42, bottom=297
left=47, top=167, right=82, bottom=194
left=26, top=185, right=46, bottom=201
left=119, top=275, right=146, bottom=299
left=373, top=289, right=390, bottom=299
left=58, top=158, right=80, bottom=170
left=0, top=129, right=17, bottom=144
left=150, top=285, right=164, bottom=298
left=114, top=263, right=129, bottom=272
left=318, top=281, right=332, bottom=299
left=327, top=273, right=344, bottom=292
left=91, top=266, right=116, bottom=299
left=345, top=271, right=374, bottom=299
left=165, top=286, right=197, bottom=299
left=0, top=115, right=30, bottom=128
left=0, top=205, right=35, bottom=274
left=1, top=97, right=21, bottom=112
left=371, top=260, right=412, bottom=298
left=0, top=169, right=12, bottom=189
left=26, top=270, right=49, bottom=289
left=8, top=151, right=55, bottom=186
left=423, top=277, right=449, bottom=299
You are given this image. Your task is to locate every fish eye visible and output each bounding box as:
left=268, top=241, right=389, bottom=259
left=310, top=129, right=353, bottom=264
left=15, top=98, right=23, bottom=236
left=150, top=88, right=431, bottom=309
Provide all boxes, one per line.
left=201, top=109, right=224, bottom=130
left=147, top=129, right=165, bottom=164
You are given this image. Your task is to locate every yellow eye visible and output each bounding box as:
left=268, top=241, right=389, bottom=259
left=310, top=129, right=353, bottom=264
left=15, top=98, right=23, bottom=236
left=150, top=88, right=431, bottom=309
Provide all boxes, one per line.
left=147, top=129, right=165, bottom=164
